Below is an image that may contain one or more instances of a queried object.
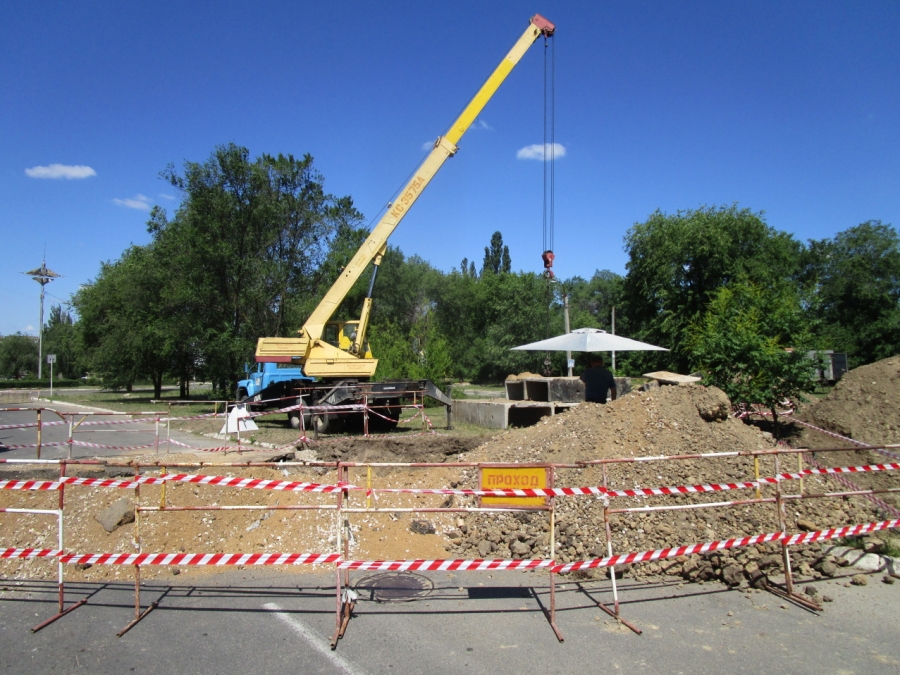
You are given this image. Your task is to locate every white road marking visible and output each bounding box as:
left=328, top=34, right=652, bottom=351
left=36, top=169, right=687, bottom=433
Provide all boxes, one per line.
left=264, top=602, right=366, bottom=675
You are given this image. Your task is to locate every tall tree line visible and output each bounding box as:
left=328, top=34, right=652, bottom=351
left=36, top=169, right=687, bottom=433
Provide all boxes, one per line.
left=7, top=145, right=897, bottom=400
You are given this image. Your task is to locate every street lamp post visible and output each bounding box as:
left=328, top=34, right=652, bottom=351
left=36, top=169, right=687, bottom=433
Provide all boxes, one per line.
left=23, top=260, right=61, bottom=380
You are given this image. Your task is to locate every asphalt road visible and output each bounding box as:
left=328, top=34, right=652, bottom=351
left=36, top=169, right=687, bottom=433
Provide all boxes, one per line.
left=0, top=401, right=233, bottom=461
left=1, top=567, right=898, bottom=675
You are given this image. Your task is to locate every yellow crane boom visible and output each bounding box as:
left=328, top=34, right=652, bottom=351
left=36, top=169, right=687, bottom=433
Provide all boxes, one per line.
left=256, top=14, right=555, bottom=377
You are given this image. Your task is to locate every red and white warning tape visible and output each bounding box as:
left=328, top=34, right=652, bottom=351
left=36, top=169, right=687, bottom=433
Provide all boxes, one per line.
left=1, top=462, right=895, bottom=497
left=0, top=441, right=68, bottom=450
left=158, top=474, right=346, bottom=492
left=0, top=474, right=347, bottom=493
left=0, top=548, right=61, bottom=560
left=58, top=552, right=341, bottom=566
left=336, top=558, right=552, bottom=571
left=166, top=438, right=238, bottom=453
left=551, top=519, right=900, bottom=574
left=0, top=420, right=61, bottom=430
left=71, top=440, right=157, bottom=451
left=789, top=417, right=900, bottom=462
left=802, top=453, right=900, bottom=519
left=6, top=520, right=898, bottom=574
left=361, top=462, right=899, bottom=498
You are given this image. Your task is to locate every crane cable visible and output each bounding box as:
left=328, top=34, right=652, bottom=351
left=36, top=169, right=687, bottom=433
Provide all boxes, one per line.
left=542, top=33, right=557, bottom=364
left=542, top=33, right=556, bottom=256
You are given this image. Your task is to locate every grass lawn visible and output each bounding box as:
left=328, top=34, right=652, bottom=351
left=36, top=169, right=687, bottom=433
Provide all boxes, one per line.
left=45, top=385, right=498, bottom=445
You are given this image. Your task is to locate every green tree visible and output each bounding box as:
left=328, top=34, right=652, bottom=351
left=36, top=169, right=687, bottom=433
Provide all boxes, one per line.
left=802, top=221, right=900, bottom=367
left=73, top=245, right=172, bottom=396
left=42, top=305, right=80, bottom=379
left=688, top=282, right=818, bottom=435
left=434, top=270, right=552, bottom=381
left=564, top=270, right=623, bottom=332
left=370, top=314, right=452, bottom=383
left=482, top=231, right=511, bottom=275
left=0, top=334, right=38, bottom=379
left=157, top=144, right=364, bottom=394
left=621, top=205, right=803, bottom=372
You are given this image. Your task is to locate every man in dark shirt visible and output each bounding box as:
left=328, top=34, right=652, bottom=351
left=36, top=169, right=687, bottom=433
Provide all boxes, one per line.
left=580, top=356, right=617, bottom=404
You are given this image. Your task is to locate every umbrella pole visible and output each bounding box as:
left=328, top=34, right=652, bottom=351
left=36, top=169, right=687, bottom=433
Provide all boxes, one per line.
left=564, top=290, right=572, bottom=376
left=611, top=306, right=616, bottom=374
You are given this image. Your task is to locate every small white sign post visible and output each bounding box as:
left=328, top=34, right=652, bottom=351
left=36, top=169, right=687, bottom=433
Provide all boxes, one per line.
left=46, top=354, right=56, bottom=397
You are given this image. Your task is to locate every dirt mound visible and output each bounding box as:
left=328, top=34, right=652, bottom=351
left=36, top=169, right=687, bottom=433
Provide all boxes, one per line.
left=797, top=355, right=900, bottom=446
left=450, top=384, right=887, bottom=583
left=469, top=383, right=761, bottom=464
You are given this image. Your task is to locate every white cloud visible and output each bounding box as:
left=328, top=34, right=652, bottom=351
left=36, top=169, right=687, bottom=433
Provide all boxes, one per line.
left=474, top=119, right=493, bottom=131
left=25, top=163, right=97, bottom=179
left=26, top=325, right=34, bottom=332
left=516, top=143, right=567, bottom=161
left=158, top=193, right=176, bottom=200
left=113, top=194, right=151, bottom=211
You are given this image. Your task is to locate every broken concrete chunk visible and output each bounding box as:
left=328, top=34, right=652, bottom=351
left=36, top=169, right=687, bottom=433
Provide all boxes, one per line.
left=410, top=520, right=436, bottom=535
left=95, top=498, right=134, bottom=533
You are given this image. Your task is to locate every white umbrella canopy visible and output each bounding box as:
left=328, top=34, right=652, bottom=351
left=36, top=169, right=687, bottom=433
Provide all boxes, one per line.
left=511, top=327, right=668, bottom=353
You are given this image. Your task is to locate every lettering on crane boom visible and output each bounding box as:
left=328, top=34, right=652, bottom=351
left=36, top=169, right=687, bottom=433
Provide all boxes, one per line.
left=479, top=465, right=550, bottom=509
left=389, top=176, right=426, bottom=219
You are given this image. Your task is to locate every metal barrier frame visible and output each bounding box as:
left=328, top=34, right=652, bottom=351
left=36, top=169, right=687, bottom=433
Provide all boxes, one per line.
left=1, top=435, right=898, bottom=646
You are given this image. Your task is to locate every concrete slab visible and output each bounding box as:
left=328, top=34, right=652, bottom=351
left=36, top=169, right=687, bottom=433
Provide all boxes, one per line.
left=454, top=399, right=579, bottom=429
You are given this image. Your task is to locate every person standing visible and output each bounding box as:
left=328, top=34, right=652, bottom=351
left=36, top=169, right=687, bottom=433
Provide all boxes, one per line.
left=580, top=355, right=617, bottom=404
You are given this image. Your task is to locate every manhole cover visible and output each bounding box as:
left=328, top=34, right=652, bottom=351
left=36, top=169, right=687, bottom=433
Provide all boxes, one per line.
left=355, top=572, right=434, bottom=603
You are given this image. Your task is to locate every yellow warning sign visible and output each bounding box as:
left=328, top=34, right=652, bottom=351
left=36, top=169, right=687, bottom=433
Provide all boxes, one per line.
left=479, top=465, right=550, bottom=509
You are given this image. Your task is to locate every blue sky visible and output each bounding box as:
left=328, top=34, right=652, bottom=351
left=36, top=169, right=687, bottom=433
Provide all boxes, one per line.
left=2, top=1, right=898, bottom=336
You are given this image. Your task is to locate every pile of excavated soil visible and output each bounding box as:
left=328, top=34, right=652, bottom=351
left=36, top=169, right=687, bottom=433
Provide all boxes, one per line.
left=789, top=354, right=900, bottom=515
left=797, top=355, right=900, bottom=448
left=447, top=384, right=891, bottom=584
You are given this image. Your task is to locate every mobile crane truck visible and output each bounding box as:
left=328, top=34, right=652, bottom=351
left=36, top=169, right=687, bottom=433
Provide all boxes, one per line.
left=251, top=14, right=556, bottom=433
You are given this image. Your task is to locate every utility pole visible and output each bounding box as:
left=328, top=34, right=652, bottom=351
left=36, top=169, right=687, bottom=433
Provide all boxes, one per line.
left=24, top=259, right=61, bottom=380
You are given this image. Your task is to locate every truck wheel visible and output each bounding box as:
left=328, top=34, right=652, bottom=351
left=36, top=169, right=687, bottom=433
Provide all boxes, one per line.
left=311, top=412, right=331, bottom=434
left=288, top=397, right=313, bottom=431
left=237, top=388, right=249, bottom=401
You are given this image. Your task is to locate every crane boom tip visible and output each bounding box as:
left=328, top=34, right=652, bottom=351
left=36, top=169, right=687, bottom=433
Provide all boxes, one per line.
left=531, top=14, right=555, bottom=36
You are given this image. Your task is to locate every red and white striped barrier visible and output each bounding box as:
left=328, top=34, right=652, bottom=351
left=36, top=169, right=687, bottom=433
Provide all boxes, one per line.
left=551, top=519, right=900, bottom=574
left=59, top=552, right=341, bottom=566
left=159, top=474, right=347, bottom=492
left=0, top=474, right=347, bottom=493
left=336, top=558, right=552, bottom=571
left=803, top=453, right=900, bottom=519
left=3, top=461, right=894, bottom=497
left=71, top=440, right=157, bottom=451
left=0, top=548, right=61, bottom=560
left=0, top=442, right=68, bottom=450
left=0, top=420, right=63, bottom=430
left=0, top=478, right=144, bottom=491
left=788, top=417, right=900, bottom=462
left=368, top=485, right=608, bottom=498
left=783, top=519, right=900, bottom=545
left=762, top=463, right=900, bottom=482
left=361, top=462, right=900, bottom=499
left=166, top=438, right=238, bottom=453
left=744, top=408, right=900, bottom=463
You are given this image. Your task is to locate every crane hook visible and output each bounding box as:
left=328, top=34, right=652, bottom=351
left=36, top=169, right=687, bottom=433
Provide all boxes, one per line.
left=542, top=250, right=555, bottom=279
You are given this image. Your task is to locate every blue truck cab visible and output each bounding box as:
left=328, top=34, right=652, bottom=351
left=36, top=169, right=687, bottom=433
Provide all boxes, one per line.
left=237, top=362, right=315, bottom=402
